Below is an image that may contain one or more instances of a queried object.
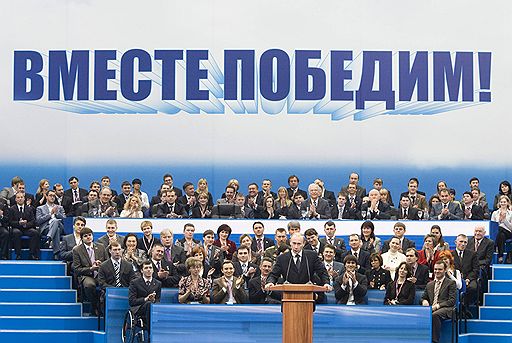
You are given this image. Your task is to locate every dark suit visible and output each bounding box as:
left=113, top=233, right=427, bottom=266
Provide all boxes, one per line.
left=9, top=193, right=35, bottom=207
left=382, top=237, right=416, bottom=254
left=322, top=190, right=336, bottom=208
left=333, top=272, right=368, bottom=304
left=114, top=193, right=132, bottom=213
left=233, top=261, right=261, bottom=288
left=411, top=263, right=430, bottom=289
left=467, top=237, right=494, bottom=270
left=300, top=198, right=332, bottom=219
left=345, top=195, right=362, bottom=212
left=151, top=258, right=180, bottom=288
left=63, top=188, right=88, bottom=216
left=267, top=250, right=330, bottom=285
left=286, top=204, right=303, bottom=219
left=341, top=250, right=371, bottom=275
left=421, top=278, right=457, bottom=343
left=97, top=234, right=126, bottom=251
left=59, top=234, right=80, bottom=261
left=9, top=204, right=39, bottom=257
left=430, top=202, right=463, bottom=220
left=384, top=280, right=415, bottom=305
left=304, top=242, right=325, bottom=259
left=128, top=276, right=161, bottom=330
left=98, top=258, right=136, bottom=289
left=286, top=187, right=308, bottom=201
left=0, top=211, right=9, bottom=259
left=319, top=237, right=347, bottom=262
left=155, top=202, right=187, bottom=218
left=462, top=204, right=485, bottom=220
left=453, top=249, right=478, bottom=304
left=72, top=243, right=108, bottom=313
left=191, top=205, right=213, bottom=219
left=248, top=275, right=282, bottom=304
left=212, top=277, right=249, bottom=304
left=331, top=205, right=357, bottom=220
left=396, top=206, right=420, bottom=220
left=137, top=236, right=160, bottom=255
left=251, top=236, right=274, bottom=253
left=361, top=201, right=392, bottom=220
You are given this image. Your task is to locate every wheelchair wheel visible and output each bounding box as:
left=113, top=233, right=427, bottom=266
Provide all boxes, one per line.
left=122, top=311, right=135, bottom=343
left=136, top=317, right=146, bottom=343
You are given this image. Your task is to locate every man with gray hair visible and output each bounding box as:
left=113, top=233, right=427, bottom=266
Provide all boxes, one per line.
left=300, top=183, right=331, bottom=219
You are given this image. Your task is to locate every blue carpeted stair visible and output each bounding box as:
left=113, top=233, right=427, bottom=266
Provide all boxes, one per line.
left=459, top=265, right=512, bottom=343
left=0, top=261, right=105, bottom=343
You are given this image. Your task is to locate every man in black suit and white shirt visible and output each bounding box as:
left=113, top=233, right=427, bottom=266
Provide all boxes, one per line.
left=286, top=175, right=308, bottom=201
left=64, top=176, right=88, bottom=216
left=9, top=192, right=39, bottom=260
left=396, top=195, right=420, bottom=220
left=249, top=257, right=281, bottom=304
left=251, top=221, right=274, bottom=256
left=405, top=248, right=429, bottom=289
left=129, top=260, right=161, bottom=331
left=341, top=234, right=371, bottom=275
left=156, top=190, right=187, bottom=218
left=334, top=254, right=368, bottom=304
left=233, top=246, right=260, bottom=288
left=340, top=172, right=366, bottom=199
left=331, top=193, right=357, bottom=220
left=114, top=181, right=132, bottom=213
left=319, top=221, right=347, bottom=262
left=452, top=234, right=478, bottom=306
left=150, top=243, right=181, bottom=288
left=382, top=222, right=416, bottom=254
left=59, top=216, right=86, bottom=262
left=300, top=183, right=332, bottom=219
left=461, top=192, right=485, bottom=220
left=361, top=189, right=392, bottom=220
left=265, top=233, right=331, bottom=291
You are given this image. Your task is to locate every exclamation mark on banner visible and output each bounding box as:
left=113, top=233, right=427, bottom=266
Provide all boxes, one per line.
left=478, top=52, right=491, bottom=102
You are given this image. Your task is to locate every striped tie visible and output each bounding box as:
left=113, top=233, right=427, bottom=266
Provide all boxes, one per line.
left=114, top=261, right=121, bottom=287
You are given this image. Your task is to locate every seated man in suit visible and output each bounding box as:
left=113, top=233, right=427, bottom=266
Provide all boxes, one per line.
left=265, top=233, right=331, bottom=290
left=344, top=183, right=363, bottom=213
left=304, top=228, right=324, bottom=258
left=467, top=225, right=494, bottom=275
left=396, top=195, right=420, bottom=220
left=0, top=204, right=9, bottom=259
left=471, top=188, right=490, bottom=219
left=155, top=189, right=187, bottom=218
left=401, top=178, right=428, bottom=211
left=286, top=175, right=308, bottom=200
left=382, top=222, right=416, bottom=254
left=97, top=219, right=125, bottom=250
left=249, top=257, right=281, bottom=304
left=8, top=182, right=35, bottom=207
left=323, top=244, right=344, bottom=285
left=0, top=176, right=23, bottom=207
left=333, top=254, right=368, bottom=304
left=149, top=243, right=181, bottom=288
left=72, top=227, right=108, bottom=315
left=128, top=260, right=161, bottom=332
left=114, top=181, right=132, bottom=213
left=98, top=241, right=136, bottom=290
left=213, top=260, right=248, bottom=304
left=177, top=182, right=196, bottom=217
left=64, top=176, right=88, bottom=216
left=314, top=178, right=336, bottom=208
left=251, top=221, right=274, bottom=257
left=461, top=192, right=485, bottom=220
left=421, top=261, right=457, bottom=343
left=233, top=245, right=260, bottom=288
left=35, top=189, right=66, bottom=258
left=300, top=183, right=332, bottom=220
left=360, top=189, right=392, bottom=220
left=331, top=193, right=357, bottom=220
left=320, top=221, right=347, bottom=262
left=259, top=179, right=277, bottom=200
left=80, top=190, right=99, bottom=217
left=340, top=172, right=366, bottom=199
left=430, top=189, right=463, bottom=220
left=159, top=229, right=186, bottom=271
left=452, top=234, right=478, bottom=308
left=341, top=234, right=371, bottom=275
left=286, top=192, right=305, bottom=219
left=60, top=216, right=86, bottom=262
left=88, top=187, right=119, bottom=218
left=9, top=192, right=39, bottom=260
left=405, top=248, right=429, bottom=289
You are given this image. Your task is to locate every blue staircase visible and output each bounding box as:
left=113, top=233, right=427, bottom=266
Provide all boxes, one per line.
left=0, top=261, right=105, bottom=343
left=459, top=265, right=512, bottom=342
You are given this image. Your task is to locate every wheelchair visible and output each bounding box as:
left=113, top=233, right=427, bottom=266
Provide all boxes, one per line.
left=122, top=310, right=148, bottom=343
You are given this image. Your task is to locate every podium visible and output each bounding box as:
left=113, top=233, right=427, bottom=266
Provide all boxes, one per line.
left=269, top=284, right=326, bottom=343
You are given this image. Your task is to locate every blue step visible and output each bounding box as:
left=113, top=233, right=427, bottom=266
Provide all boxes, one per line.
left=0, top=330, right=105, bottom=343
left=489, top=280, right=512, bottom=293
left=480, top=306, right=512, bottom=320
left=9, top=249, right=55, bottom=261
left=466, top=320, right=512, bottom=334
left=459, top=333, right=512, bottom=343
left=0, top=276, right=71, bottom=289
left=0, top=316, right=98, bottom=330
left=493, top=265, right=512, bottom=280
left=0, top=289, right=76, bottom=303
left=484, top=293, right=512, bottom=306
left=0, top=303, right=82, bottom=316
left=0, top=261, right=66, bottom=276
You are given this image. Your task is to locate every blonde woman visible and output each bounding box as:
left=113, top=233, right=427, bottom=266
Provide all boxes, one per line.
left=120, top=195, right=143, bottom=218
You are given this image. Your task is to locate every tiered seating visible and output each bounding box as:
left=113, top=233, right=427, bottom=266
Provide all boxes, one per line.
left=0, top=261, right=105, bottom=343
left=457, top=265, right=512, bottom=342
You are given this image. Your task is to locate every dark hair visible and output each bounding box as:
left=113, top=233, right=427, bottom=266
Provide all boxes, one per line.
left=163, top=173, right=173, bottom=181
left=74, top=216, right=86, bottom=225
left=408, top=177, right=419, bottom=185
left=395, top=261, right=412, bottom=280
left=132, top=178, right=142, bottom=185
left=248, top=183, right=259, bottom=189
left=253, top=221, right=264, bottom=229
left=68, top=176, right=79, bottom=183
left=182, top=182, right=193, bottom=191
left=370, top=252, right=383, bottom=267
left=304, top=228, right=318, bottom=237
left=360, top=221, right=375, bottom=240
left=123, top=233, right=138, bottom=247
left=430, top=225, right=445, bottom=247
left=80, top=227, right=93, bottom=238
left=343, top=254, right=358, bottom=264
left=323, top=244, right=336, bottom=252
left=121, top=181, right=131, bottom=188
left=203, top=229, right=215, bottom=237
left=237, top=245, right=250, bottom=253
left=324, top=220, right=336, bottom=228
left=288, top=175, right=299, bottom=183
left=463, top=191, right=473, bottom=198
left=217, top=224, right=232, bottom=237
left=469, top=177, right=479, bottom=184
left=405, top=248, right=419, bottom=258
left=499, top=181, right=512, bottom=196
left=260, top=257, right=273, bottom=265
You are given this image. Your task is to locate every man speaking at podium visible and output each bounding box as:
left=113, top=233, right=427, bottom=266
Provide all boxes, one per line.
left=265, top=233, right=332, bottom=292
